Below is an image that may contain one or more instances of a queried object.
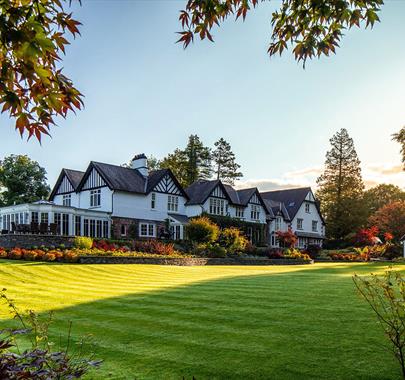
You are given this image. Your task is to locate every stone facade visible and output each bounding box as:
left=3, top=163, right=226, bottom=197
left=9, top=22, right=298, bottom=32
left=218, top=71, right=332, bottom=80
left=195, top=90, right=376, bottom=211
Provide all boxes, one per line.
left=111, top=217, right=166, bottom=240
left=0, top=234, right=75, bottom=249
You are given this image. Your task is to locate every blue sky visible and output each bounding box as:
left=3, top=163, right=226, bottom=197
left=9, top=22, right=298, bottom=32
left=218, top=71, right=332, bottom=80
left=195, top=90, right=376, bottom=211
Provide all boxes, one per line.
left=1, top=0, right=405, bottom=190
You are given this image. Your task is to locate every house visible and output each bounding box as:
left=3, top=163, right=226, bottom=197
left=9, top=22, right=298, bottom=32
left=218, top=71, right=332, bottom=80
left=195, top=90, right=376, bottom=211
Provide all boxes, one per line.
left=185, top=179, right=269, bottom=244
left=261, top=187, right=325, bottom=248
left=49, top=154, right=190, bottom=239
left=263, top=199, right=291, bottom=247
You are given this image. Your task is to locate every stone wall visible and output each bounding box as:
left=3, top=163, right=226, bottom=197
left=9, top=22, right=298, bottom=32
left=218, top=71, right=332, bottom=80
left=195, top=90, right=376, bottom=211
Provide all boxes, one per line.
left=0, top=234, right=75, bottom=249
left=78, top=256, right=313, bottom=266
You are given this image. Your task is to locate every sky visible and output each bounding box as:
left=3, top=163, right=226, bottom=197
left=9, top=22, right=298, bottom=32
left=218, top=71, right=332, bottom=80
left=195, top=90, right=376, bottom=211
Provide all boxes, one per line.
left=1, top=0, right=405, bottom=191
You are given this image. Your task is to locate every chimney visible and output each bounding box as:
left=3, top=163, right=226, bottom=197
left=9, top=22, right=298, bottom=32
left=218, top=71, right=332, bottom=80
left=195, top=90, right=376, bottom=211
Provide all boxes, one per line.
left=131, top=153, right=148, bottom=177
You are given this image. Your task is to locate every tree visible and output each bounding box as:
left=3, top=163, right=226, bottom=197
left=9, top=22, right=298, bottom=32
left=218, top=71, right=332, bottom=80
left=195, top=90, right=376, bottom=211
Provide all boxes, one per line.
left=369, top=201, right=405, bottom=242
left=178, top=0, right=382, bottom=65
left=0, top=155, right=50, bottom=206
left=393, top=127, right=405, bottom=170
left=316, top=128, right=365, bottom=240
left=160, top=135, right=212, bottom=187
left=0, top=0, right=82, bottom=141
left=212, top=138, right=243, bottom=185
left=363, top=184, right=405, bottom=218
left=147, top=155, right=161, bottom=172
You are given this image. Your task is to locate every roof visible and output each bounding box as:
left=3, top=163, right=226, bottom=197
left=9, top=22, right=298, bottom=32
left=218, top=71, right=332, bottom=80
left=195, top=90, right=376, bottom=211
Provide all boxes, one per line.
left=263, top=199, right=290, bottom=221
left=168, top=213, right=189, bottom=224
left=185, top=180, right=270, bottom=213
left=295, top=231, right=325, bottom=239
left=49, top=168, right=85, bottom=200
left=261, top=187, right=312, bottom=220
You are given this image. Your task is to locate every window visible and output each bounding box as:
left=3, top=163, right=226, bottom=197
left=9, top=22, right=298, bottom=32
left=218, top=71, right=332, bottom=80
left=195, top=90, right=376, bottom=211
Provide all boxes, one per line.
left=54, top=213, right=61, bottom=234
left=275, top=217, right=282, bottom=231
left=305, top=203, right=310, bottom=213
left=120, top=224, right=127, bottom=237
left=151, top=193, right=156, bottom=209
left=251, top=205, right=260, bottom=220
left=90, top=220, right=96, bottom=237
left=97, top=220, right=102, bottom=237
left=236, top=207, right=244, bottom=218
left=167, top=195, right=179, bottom=212
left=63, top=194, right=72, bottom=207
left=139, top=223, right=155, bottom=237
left=90, top=189, right=101, bottom=207
left=75, top=216, right=81, bottom=236
left=62, top=214, right=69, bottom=235
left=83, top=219, right=89, bottom=236
left=31, top=212, right=39, bottom=224
left=41, top=213, right=48, bottom=224
left=103, top=221, right=109, bottom=238
left=312, top=220, right=318, bottom=232
left=209, top=198, right=225, bottom=215
left=297, top=218, right=303, bottom=230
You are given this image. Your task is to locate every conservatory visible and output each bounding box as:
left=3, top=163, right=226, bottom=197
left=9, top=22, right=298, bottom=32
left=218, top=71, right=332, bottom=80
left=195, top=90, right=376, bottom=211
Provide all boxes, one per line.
left=0, top=200, right=111, bottom=238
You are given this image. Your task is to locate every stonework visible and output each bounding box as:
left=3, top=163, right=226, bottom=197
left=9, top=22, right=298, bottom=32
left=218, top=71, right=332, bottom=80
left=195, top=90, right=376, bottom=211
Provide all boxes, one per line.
left=0, top=234, right=75, bottom=249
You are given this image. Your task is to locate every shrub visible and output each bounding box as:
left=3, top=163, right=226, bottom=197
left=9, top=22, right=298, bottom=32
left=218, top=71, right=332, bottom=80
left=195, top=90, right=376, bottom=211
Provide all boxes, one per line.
left=22, top=250, right=38, bottom=261
left=8, top=248, right=22, bottom=260
left=284, top=248, right=311, bottom=261
left=185, top=217, right=220, bottom=244
left=74, top=236, right=93, bottom=250
left=303, top=244, right=322, bottom=259
left=266, top=248, right=284, bottom=259
left=205, top=244, right=227, bottom=258
left=131, top=240, right=177, bottom=256
left=64, top=251, right=79, bottom=263
left=0, top=248, right=7, bottom=258
left=218, top=227, right=248, bottom=253
left=43, top=253, right=56, bottom=262
left=354, top=226, right=380, bottom=246
left=275, top=228, right=297, bottom=248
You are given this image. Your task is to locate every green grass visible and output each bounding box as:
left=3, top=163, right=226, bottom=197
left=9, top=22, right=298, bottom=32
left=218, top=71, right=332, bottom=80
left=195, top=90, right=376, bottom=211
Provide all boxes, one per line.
left=0, top=261, right=403, bottom=379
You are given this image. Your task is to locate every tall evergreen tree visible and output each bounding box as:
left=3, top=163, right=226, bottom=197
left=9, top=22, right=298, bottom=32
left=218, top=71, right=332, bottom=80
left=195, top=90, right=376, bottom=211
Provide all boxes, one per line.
left=159, top=149, right=189, bottom=187
left=392, top=126, right=405, bottom=169
left=316, top=129, right=365, bottom=240
left=0, top=155, right=50, bottom=206
left=182, top=135, right=212, bottom=186
left=212, top=138, right=243, bottom=185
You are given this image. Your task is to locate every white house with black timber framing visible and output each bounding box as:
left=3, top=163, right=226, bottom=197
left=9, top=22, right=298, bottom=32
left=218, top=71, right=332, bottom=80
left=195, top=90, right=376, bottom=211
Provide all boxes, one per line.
left=184, top=179, right=269, bottom=243
left=261, top=187, right=325, bottom=248
left=49, top=154, right=189, bottom=239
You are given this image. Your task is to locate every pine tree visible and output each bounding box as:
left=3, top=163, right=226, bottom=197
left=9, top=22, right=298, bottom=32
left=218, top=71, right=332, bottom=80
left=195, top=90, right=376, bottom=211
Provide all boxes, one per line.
left=212, top=138, right=243, bottom=185
left=182, top=135, right=212, bottom=186
left=392, top=126, right=405, bottom=170
left=159, top=149, right=189, bottom=187
left=316, top=129, right=365, bottom=240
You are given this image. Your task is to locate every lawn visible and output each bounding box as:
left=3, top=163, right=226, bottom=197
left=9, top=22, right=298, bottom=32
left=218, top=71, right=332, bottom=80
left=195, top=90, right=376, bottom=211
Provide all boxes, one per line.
left=0, top=261, right=402, bottom=379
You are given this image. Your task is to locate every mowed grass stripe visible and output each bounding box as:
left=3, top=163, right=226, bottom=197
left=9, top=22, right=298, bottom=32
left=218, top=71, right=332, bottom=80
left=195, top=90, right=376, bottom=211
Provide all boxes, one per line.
left=0, top=261, right=402, bottom=379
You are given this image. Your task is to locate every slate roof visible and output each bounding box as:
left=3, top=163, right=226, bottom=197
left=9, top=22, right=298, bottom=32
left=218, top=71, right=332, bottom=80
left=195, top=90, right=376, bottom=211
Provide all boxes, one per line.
left=49, top=168, right=85, bottom=200
left=185, top=180, right=270, bottom=213
left=64, top=169, right=85, bottom=190
left=263, top=199, right=290, bottom=220
left=168, top=213, right=189, bottom=224
left=295, top=231, right=325, bottom=239
left=261, top=187, right=312, bottom=220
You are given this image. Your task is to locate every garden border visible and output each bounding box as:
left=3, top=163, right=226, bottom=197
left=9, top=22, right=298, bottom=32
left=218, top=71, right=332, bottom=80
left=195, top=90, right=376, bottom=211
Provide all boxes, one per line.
left=78, top=256, right=314, bottom=266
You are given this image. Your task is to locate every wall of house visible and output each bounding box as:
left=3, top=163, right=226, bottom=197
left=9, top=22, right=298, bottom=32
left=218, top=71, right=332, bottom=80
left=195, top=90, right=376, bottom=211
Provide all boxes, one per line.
left=79, top=187, right=113, bottom=212
left=53, top=192, right=80, bottom=208
left=112, top=191, right=187, bottom=220
left=292, top=202, right=324, bottom=235
left=267, top=216, right=290, bottom=247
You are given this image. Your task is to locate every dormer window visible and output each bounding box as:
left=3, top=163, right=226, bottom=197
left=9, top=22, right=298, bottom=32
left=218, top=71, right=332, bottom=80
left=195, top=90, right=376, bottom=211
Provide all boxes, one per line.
left=209, top=198, right=225, bottom=215
left=305, top=203, right=310, bottom=213
left=275, top=217, right=282, bottom=231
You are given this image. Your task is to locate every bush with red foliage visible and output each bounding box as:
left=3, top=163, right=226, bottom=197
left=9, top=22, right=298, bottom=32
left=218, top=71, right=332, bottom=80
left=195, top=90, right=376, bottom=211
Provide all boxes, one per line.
left=131, top=240, right=176, bottom=256
left=354, top=226, right=379, bottom=246
left=275, top=228, right=297, bottom=248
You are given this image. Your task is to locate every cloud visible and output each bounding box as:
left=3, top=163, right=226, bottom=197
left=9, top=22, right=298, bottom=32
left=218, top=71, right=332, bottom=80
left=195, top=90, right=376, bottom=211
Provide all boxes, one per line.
left=236, top=163, right=405, bottom=191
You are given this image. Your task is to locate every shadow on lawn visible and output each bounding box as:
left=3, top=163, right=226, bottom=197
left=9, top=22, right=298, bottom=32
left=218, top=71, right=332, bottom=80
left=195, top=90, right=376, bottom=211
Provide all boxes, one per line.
left=2, top=261, right=401, bottom=380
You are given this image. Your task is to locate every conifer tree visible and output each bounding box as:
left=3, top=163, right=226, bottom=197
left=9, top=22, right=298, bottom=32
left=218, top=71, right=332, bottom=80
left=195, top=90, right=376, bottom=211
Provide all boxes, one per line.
left=392, top=127, right=405, bottom=169
left=212, top=138, right=243, bottom=185
left=316, top=129, right=365, bottom=240
left=183, top=135, right=212, bottom=186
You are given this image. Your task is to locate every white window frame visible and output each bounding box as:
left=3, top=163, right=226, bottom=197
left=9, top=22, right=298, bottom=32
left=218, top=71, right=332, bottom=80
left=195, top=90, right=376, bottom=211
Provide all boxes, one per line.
left=167, top=195, right=179, bottom=212
left=236, top=207, right=244, bottom=218
left=209, top=198, right=225, bottom=216
left=305, top=203, right=310, bottom=213
left=63, top=194, right=72, bottom=207
left=250, top=205, right=260, bottom=220
left=90, top=189, right=101, bottom=208
left=297, top=218, right=303, bottom=230
left=151, top=192, right=156, bottom=209
left=312, top=220, right=318, bottom=232
left=275, top=217, right=282, bottom=231
left=139, top=223, right=155, bottom=238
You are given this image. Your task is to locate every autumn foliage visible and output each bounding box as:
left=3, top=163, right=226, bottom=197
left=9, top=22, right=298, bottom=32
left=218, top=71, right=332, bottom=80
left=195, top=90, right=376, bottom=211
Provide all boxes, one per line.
left=275, top=228, right=297, bottom=249
left=0, top=0, right=83, bottom=141
left=369, top=201, right=405, bottom=242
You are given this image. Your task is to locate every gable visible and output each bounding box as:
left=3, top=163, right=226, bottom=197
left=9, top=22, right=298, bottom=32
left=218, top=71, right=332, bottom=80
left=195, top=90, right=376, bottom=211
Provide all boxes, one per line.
left=210, top=185, right=226, bottom=199
left=248, top=193, right=261, bottom=205
left=153, top=174, right=183, bottom=196
left=82, top=168, right=107, bottom=190
left=55, top=175, right=74, bottom=195
left=305, top=191, right=314, bottom=202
